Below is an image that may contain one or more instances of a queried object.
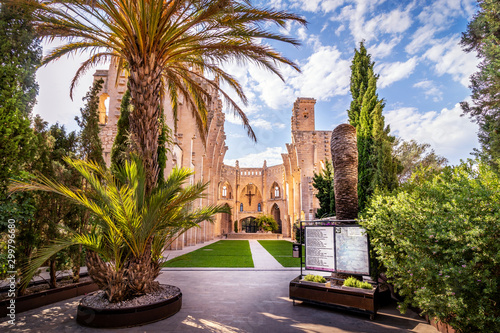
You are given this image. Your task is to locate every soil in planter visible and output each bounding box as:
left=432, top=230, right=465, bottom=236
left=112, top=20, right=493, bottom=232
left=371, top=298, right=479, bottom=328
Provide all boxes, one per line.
left=81, top=284, right=181, bottom=310
left=0, top=276, right=93, bottom=301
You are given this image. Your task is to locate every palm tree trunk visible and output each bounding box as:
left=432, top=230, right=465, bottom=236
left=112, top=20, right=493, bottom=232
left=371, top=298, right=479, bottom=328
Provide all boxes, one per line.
left=127, top=60, right=163, bottom=193
left=331, top=124, right=358, bottom=220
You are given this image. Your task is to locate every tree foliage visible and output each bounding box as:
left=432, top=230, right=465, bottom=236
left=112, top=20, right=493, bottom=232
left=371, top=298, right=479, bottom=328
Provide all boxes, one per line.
left=461, top=0, right=500, bottom=172
left=312, top=160, right=335, bottom=218
left=26, top=0, right=306, bottom=193
left=394, top=139, right=448, bottom=184
left=0, top=2, right=40, bottom=193
left=256, top=215, right=279, bottom=232
left=11, top=156, right=226, bottom=302
left=347, top=42, right=398, bottom=211
left=361, top=160, right=500, bottom=332
left=111, top=89, right=131, bottom=172
left=75, top=79, right=105, bottom=167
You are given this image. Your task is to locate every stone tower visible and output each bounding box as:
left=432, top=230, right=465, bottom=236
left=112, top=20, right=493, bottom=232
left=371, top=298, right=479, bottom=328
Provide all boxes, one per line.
left=291, top=97, right=316, bottom=132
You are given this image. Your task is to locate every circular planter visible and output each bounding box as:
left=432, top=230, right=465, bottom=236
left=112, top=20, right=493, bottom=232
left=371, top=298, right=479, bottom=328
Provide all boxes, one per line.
left=76, top=285, right=182, bottom=328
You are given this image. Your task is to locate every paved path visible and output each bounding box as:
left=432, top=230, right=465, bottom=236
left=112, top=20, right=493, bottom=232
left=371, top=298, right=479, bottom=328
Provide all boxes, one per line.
left=1, top=238, right=438, bottom=332
left=248, top=240, right=283, bottom=269
left=1, top=270, right=438, bottom=332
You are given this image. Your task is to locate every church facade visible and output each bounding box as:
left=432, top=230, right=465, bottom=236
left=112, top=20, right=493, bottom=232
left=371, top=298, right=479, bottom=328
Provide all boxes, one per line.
left=95, top=68, right=332, bottom=249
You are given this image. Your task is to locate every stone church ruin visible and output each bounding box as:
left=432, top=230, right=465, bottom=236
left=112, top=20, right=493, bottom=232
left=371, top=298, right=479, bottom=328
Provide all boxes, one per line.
left=95, top=67, right=333, bottom=249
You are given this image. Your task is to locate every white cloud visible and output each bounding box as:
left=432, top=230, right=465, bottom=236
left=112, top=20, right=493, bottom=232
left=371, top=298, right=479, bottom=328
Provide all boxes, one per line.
left=405, top=25, right=439, bottom=54
left=406, top=0, right=476, bottom=54
left=423, top=35, right=478, bottom=87
left=385, top=103, right=479, bottom=165
left=368, top=37, right=402, bottom=59
left=335, top=2, right=412, bottom=44
left=413, top=80, right=443, bottom=101
left=376, top=57, right=418, bottom=88
left=250, top=118, right=286, bottom=130
left=289, top=45, right=351, bottom=100
left=224, top=147, right=285, bottom=167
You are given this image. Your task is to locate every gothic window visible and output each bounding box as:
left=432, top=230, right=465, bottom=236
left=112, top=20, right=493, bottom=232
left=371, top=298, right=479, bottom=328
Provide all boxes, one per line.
left=275, top=186, right=280, bottom=198
left=240, top=203, right=243, bottom=212
left=258, top=203, right=261, bottom=212
left=222, top=186, right=227, bottom=198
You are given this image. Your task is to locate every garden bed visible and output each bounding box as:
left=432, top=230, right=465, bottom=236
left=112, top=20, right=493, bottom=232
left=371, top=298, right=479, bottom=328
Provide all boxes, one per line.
left=0, top=277, right=98, bottom=318
left=289, top=275, right=378, bottom=319
left=77, top=285, right=182, bottom=328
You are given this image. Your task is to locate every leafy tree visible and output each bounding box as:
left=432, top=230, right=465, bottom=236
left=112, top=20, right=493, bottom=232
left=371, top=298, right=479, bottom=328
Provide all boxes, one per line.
left=394, top=139, right=448, bottom=184
left=361, top=160, right=500, bottom=332
left=12, top=156, right=226, bottom=302
left=347, top=42, right=398, bottom=210
left=27, top=0, right=306, bottom=193
left=256, top=215, right=279, bottom=232
left=312, top=160, right=335, bottom=218
left=75, top=79, right=105, bottom=167
left=28, top=120, right=80, bottom=288
left=0, top=2, right=40, bottom=192
left=461, top=0, right=500, bottom=172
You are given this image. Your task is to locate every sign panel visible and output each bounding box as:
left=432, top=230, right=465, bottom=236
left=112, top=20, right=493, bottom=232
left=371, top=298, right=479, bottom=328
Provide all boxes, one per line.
left=305, top=226, right=335, bottom=272
left=334, top=226, right=370, bottom=275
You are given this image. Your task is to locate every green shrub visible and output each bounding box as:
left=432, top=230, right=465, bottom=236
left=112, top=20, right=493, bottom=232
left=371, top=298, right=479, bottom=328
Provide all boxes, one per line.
left=361, top=160, right=500, bottom=332
left=304, top=274, right=325, bottom=283
left=343, top=276, right=359, bottom=287
left=304, top=274, right=315, bottom=281
left=256, top=215, right=278, bottom=232
left=342, top=276, right=373, bottom=289
left=359, top=281, right=373, bottom=289
left=234, top=220, right=238, bottom=233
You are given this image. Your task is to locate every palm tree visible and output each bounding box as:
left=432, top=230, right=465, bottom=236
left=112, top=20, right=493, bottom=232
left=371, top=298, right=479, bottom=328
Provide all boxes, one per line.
left=331, top=124, right=358, bottom=220
left=26, top=0, right=306, bottom=192
left=10, top=156, right=226, bottom=302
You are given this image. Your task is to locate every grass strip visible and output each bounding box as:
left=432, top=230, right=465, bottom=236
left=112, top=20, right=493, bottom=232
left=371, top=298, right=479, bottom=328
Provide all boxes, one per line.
left=163, top=240, right=254, bottom=267
left=258, top=240, right=301, bottom=267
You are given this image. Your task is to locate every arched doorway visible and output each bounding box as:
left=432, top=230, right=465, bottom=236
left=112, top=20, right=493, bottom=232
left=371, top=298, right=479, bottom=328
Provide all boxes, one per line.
left=221, top=204, right=231, bottom=234
left=271, top=204, right=282, bottom=233
left=241, top=217, right=258, bottom=233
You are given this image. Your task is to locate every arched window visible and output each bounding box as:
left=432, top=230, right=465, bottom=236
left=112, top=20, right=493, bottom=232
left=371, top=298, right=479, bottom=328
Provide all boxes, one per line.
left=258, top=203, right=262, bottom=212
left=275, top=186, right=280, bottom=198
left=222, top=186, right=227, bottom=197
left=240, top=203, right=243, bottom=212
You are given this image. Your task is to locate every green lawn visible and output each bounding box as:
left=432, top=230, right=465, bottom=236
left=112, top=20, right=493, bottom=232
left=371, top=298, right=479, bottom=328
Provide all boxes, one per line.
left=163, top=240, right=254, bottom=267
left=258, top=240, right=301, bottom=267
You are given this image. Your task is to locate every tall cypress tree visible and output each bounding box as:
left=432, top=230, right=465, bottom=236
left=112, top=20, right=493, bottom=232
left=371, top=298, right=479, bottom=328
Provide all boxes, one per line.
left=111, top=89, right=131, bottom=171
left=347, top=42, right=398, bottom=210
left=75, top=79, right=105, bottom=166
left=312, top=160, right=335, bottom=218
left=461, top=0, right=500, bottom=172
left=0, top=3, right=41, bottom=193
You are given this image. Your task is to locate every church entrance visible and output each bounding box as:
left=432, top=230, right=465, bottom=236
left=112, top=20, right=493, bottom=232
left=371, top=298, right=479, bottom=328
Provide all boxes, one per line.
left=271, top=204, right=282, bottom=233
left=241, top=217, right=258, bottom=233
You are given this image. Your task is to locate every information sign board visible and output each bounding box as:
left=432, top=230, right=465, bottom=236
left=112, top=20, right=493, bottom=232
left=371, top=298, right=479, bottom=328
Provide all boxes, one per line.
left=304, top=226, right=335, bottom=272
left=304, top=224, right=370, bottom=275
left=334, top=226, right=370, bottom=275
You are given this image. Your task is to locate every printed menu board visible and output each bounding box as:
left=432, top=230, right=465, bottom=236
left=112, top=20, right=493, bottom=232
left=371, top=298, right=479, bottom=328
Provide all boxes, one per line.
left=305, top=226, right=335, bottom=272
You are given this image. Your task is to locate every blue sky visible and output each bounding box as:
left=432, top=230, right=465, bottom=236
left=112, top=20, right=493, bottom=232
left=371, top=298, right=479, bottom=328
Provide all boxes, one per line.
left=33, top=0, right=480, bottom=167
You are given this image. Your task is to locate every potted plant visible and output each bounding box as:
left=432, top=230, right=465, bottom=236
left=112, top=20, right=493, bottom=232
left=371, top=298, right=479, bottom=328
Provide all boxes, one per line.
left=11, top=156, right=226, bottom=328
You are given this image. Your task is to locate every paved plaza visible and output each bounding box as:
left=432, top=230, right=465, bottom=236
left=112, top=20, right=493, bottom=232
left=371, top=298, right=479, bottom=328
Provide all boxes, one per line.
left=1, top=239, right=438, bottom=332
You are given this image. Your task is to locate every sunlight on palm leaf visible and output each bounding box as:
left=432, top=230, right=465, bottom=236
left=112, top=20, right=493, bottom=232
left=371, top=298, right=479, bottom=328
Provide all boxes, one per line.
left=15, top=0, right=306, bottom=190
left=10, top=156, right=227, bottom=301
